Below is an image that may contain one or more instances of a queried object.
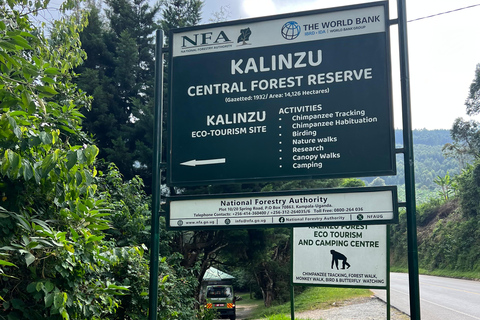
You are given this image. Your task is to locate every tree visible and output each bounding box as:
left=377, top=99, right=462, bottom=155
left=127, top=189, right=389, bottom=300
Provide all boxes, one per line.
left=75, top=0, right=161, bottom=190
left=444, top=64, right=480, bottom=163
left=444, top=118, right=480, bottom=160
left=0, top=1, right=129, bottom=317
left=465, top=63, right=480, bottom=116
left=77, top=0, right=220, bottom=313
left=0, top=2, right=199, bottom=319
left=209, top=4, right=231, bottom=23
left=440, top=63, right=480, bottom=218
left=159, top=0, right=203, bottom=33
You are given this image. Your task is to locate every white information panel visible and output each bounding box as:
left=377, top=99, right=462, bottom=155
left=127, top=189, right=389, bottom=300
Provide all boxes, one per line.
left=168, top=187, right=396, bottom=229
left=293, top=225, right=387, bottom=288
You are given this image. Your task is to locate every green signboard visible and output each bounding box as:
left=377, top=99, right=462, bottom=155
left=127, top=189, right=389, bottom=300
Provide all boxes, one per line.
left=167, top=2, right=395, bottom=186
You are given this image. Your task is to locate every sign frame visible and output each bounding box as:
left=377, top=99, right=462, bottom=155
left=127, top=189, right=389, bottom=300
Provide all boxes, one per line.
left=166, top=1, right=396, bottom=186
left=292, top=225, right=389, bottom=290
left=166, top=186, right=398, bottom=231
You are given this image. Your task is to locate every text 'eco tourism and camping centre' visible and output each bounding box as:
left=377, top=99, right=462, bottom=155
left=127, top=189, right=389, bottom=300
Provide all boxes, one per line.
left=293, top=225, right=387, bottom=288
left=167, top=2, right=395, bottom=186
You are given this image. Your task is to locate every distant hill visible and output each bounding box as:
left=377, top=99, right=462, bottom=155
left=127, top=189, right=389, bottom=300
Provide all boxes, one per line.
left=395, top=128, right=453, bottom=146
left=363, top=129, right=463, bottom=203
left=387, top=130, right=479, bottom=274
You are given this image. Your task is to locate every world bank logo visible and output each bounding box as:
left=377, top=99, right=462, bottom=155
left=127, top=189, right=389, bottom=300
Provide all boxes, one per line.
left=281, top=21, right=301, bottom=40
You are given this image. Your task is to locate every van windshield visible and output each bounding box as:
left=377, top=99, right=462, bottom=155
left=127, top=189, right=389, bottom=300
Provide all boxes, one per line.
left=207, top=286, right=232, bottom=298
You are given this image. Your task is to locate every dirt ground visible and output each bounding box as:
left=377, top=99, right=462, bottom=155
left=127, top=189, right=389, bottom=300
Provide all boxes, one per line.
left=233, top=296, right=410, bottom=320
left=236, top=303, right=258, bottom=319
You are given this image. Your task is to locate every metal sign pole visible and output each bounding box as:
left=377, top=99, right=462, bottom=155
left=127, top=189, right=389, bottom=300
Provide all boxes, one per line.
left=396, top=0, right=421, bottom=319
left=149, top=29, right=164, bottom=320
left=387, top=225, right=391, bottom=320
left=290, top=228, right=295, bottom=320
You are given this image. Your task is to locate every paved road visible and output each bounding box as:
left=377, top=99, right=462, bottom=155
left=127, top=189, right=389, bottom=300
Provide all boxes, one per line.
left=373, top=273, right=480, bottom=320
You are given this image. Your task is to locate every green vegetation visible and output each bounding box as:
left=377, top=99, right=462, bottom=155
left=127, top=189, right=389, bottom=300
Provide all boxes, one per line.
left=391, top=139, right=480, bottom=277
left=363, top=129, right=464, bottom=203
left=391, top=197, right=480, bottom=278
left=0, top=1, right=200, bottom=318
left=74, top=0, right=203, bottom=192
left=1, top=0, right=480, bottom=318
left=417, top=268, right=480, bottom=280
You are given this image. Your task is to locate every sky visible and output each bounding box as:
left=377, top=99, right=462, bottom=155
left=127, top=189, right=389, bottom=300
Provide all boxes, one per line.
left=198, top=0, right=480, bottom=130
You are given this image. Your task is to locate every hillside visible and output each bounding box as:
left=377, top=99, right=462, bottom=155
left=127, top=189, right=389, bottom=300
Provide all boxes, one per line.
left=390, top=195, right=480, bottom=276
left=363, top=129, right=463, bottom=203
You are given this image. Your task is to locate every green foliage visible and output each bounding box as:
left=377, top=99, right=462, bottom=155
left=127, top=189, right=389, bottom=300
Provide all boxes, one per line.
left=390, top=195, right=480, bottom=273
left=0, top=3, right=128, bottom=318
left=195, top=306, right=218, bottom=320
left=445, top=118, right=480, bottom=160
left=230, top=268, right=257, bottom=292
left=159, top=0, right=203, bottom=33
left=97, top=163, right=151, bottom=246
left=340, top=178, right=365, bottom=188
left=416, top=198, right=443, bottom=227
left=433, top=172, right=456, bottom=201
left=75, top=0, right=162, bottom=190
left=0, top=1, right=201, bottom=319
left=465, top=63, right=480, bottom=116
left=456, top=161, right=480, bottom=217
left=389, top=209, right=408, bottom=267
left=391, top=63, right=480, bottom=275
left=419, top=217, right=480, bottom=272
left=443, top=66, right=480, bottom=166
left=75, top=0, right=203, bottom=193
left=366, top=129, right=463, bottom=201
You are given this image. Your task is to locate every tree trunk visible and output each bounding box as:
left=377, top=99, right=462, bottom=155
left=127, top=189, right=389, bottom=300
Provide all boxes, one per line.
left=254, top=264, right=274, bottom=307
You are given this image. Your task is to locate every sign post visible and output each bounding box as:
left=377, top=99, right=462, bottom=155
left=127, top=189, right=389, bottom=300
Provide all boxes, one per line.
left=149, top=30, right=164, bottom=320
left=153, top=1, right=421, bottom=319
left=397, top=0, right=421, bottom=318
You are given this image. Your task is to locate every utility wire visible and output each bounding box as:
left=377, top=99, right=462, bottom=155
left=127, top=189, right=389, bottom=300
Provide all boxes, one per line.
left=408, top=3, right=480, bottom=22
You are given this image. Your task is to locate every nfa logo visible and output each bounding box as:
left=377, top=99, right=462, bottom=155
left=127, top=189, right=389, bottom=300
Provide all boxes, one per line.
left=181, top=30, right=232, bottom=48
left=281, top=21, right=301, bottom=40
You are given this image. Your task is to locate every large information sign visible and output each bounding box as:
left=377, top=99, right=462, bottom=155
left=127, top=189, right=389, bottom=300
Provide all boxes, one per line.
left=167, top=186, right=397, bottom=230
left=293, top=225, right=388, bottom=289
left=167, top=2, right=395, bottom=186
